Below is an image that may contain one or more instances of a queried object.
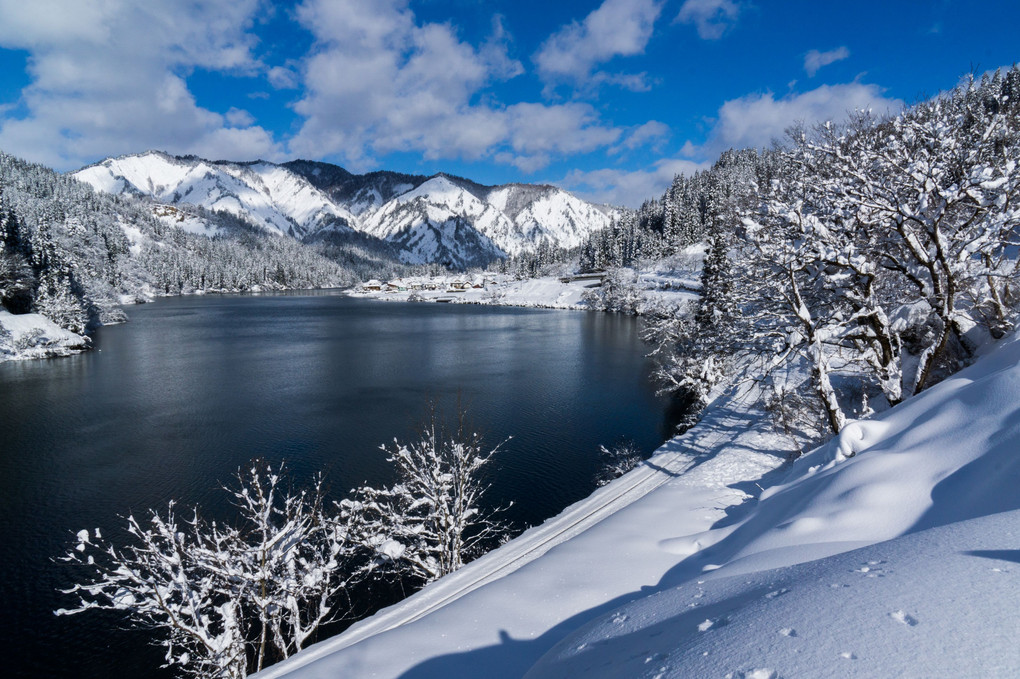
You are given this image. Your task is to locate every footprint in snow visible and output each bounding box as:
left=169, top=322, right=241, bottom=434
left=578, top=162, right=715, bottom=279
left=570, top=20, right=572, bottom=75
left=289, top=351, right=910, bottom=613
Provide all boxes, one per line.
left=840, top=651, right=857, bottom=660
left=779, top=627, right=797, bottom=637
left=890, top=609, right=918, bottom=626
left=855, top=561, right=889, bottom=577
left=725, top=669, right=778, bottom=679
left=612, top=613, right=628, bottom=624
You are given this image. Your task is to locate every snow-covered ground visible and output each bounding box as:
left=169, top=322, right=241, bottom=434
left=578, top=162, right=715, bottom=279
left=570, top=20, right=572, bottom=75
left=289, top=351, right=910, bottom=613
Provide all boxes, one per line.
left=350, top=274, right=596, bottom=310
left=349, top=265, right=700, bottom=312
left=0, top=310, right=90, bottom=361
left=257, top=326, right=1020, bottom=678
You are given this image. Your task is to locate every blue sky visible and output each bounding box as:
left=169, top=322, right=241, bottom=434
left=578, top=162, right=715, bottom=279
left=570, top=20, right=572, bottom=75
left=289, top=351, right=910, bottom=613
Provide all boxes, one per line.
left=0, top=0, right=1017, bottom=206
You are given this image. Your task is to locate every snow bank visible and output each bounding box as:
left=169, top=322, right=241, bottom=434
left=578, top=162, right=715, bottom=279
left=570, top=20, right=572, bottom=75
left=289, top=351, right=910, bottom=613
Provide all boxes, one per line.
left=0, top=310, right=89, bottom=361
left=258, top=330, right=1020, bottom=678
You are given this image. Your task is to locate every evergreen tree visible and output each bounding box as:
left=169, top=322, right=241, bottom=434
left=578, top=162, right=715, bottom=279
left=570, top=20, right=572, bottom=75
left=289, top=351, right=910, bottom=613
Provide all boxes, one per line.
left=696, top=220, right=733, bottom=329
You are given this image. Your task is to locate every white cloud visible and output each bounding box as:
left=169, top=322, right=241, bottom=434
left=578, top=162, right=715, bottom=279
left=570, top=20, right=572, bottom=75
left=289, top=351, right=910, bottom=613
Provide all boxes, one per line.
left=613, top=120, right=671, bottom=153
left=267, top=66, right=300, bottom=90
left=0, top=0, right=283, bottom=170
left=226, top=107, right=256, bottom=128
left=692, top=82, right=904, bottom=157
left=481, top=15, right=526, bottom=81
left=289, top=0, right=634, bottom=173
left=676, top=0, right=742, bottom=40
left=804, top=46, right=850, bottom=77
left=560, top=157, right=709, bottom=208
left=534, top=0, right=662, bottom=90
left=505, top=103, right=621, bottom=156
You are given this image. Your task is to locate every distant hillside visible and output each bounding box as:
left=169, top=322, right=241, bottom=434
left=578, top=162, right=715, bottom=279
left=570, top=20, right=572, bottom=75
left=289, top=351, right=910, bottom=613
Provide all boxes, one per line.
left=0, top=150, right=369, bottom=356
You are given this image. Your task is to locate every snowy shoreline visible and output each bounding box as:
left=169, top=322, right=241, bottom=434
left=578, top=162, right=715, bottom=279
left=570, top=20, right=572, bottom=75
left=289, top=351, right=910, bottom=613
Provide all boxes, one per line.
left=256, top=330, right=1020, bottom=679
left=0, top=309, right=90, bottom=361
left=346, top=264, right=701, bottom=313
left=1, top=257, right=700, bottom=363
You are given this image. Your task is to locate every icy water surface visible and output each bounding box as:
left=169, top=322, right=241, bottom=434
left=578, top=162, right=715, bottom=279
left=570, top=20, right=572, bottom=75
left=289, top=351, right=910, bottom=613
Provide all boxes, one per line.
left=0, top=292, right=676, bottom=678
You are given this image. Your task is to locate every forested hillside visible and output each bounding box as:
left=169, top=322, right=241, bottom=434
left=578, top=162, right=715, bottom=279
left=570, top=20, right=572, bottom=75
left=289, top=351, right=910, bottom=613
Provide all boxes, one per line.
left=575, top=68, right=1020, bottom=447
left=0, top=152, right=399, bottom=355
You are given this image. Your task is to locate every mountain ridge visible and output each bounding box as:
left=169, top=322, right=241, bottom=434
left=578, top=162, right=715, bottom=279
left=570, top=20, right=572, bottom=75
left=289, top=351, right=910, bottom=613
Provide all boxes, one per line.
left=73, top=151, right=620, bottom=269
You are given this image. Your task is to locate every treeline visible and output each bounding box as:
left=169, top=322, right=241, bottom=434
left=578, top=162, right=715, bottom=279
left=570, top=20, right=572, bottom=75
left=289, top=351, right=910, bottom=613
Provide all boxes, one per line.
left=609, top=68, right=1020, bottom=444
left=0, top=152, right=401, bottom=338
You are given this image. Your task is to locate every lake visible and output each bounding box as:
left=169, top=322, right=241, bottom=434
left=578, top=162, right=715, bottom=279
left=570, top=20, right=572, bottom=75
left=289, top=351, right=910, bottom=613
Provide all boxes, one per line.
left=0, top=292, right=676, bottom=678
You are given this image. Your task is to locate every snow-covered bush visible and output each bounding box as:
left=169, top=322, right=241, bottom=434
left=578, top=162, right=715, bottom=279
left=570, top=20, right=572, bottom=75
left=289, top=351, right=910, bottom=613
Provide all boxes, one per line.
left=344, top=409, right=510, bottom=584
left=583, top=267, right=641, bottom=313
left=594, top=441, right=643, bottom=486
left=57, top=462, right=361, bottom=678
left=0, top=322, right=12, bottom=357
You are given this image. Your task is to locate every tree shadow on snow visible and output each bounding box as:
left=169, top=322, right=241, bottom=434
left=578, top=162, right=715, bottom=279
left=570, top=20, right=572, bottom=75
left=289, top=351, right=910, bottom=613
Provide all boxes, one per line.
left=961, top=549, right=1020, bottom=564
left=393, top=588, right=661, bottom=679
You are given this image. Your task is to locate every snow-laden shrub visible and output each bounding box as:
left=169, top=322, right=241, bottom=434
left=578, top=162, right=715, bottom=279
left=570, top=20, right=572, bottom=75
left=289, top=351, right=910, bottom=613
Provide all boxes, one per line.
left=58, top=462, right=362, bottom=678
left=344, top=408, right=510, bottom=584
left=595, top=441, right=643, bottom=486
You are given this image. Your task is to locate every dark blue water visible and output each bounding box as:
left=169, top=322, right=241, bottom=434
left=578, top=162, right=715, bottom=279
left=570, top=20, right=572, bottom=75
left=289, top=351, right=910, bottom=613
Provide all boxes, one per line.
left=0, top=292, right=674, bottom=678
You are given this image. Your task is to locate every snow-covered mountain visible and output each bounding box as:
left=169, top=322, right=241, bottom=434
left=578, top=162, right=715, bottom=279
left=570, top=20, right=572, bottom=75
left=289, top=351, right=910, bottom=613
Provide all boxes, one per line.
left=486, top=182, right=612, bottom=254
left=283, top=160, right=426, bottom=217
left=75, top=151, right=356, bottom=239
left=73, top=152, right=618, bottom=268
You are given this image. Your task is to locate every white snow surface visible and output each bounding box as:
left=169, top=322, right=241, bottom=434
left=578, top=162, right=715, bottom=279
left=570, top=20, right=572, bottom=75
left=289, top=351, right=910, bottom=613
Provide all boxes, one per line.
left=258, top=327, right=1020, bottom=678
left=0, top=310, right=89, bottom=360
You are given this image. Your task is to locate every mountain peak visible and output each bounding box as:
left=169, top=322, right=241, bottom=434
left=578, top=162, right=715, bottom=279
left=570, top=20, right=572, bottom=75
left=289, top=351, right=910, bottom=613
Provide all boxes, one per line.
left=73, top=152, right=620, bottom=269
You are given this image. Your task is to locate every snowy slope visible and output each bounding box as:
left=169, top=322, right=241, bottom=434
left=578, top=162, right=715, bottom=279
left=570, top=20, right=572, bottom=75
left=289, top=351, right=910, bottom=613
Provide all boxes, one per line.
left=486, top=184, right=618, bottom=255
left=74, top=152, right=355, bottom=238
left=360, top=176, right=508, bottom=266
left=74, top=153, right=616, bottom=267
left=529, top=511, right=1020, bottom=679
left=257, top=328, right=1020, bottom=679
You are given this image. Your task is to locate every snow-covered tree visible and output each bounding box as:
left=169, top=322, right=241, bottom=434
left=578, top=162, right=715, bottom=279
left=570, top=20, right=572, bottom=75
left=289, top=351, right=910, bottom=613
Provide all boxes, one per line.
left=58, top=506, right=249, bottom=679
left=58, top=462, right=361, bottom=678
left=215, top=462, right=359, bottom=671
left=345, top=410, right=508, bottom=585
